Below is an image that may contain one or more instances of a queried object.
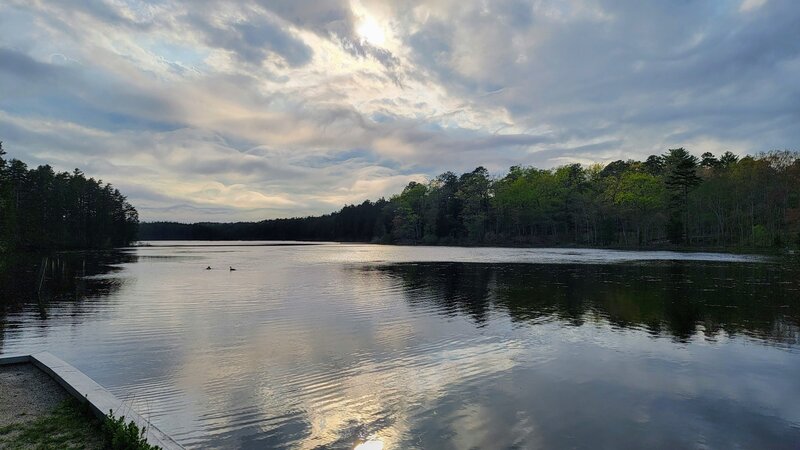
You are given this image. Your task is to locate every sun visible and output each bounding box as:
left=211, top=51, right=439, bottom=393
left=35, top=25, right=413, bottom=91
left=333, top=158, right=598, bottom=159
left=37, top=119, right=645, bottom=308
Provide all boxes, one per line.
left=356, top=15, right=385, bottom=46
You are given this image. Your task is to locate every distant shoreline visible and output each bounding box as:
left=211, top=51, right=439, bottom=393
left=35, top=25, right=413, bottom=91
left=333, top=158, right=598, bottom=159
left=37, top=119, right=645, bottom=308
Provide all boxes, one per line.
left=131, top=239, right=790, bottom=256
left=132, top=241, right=328, bottom=248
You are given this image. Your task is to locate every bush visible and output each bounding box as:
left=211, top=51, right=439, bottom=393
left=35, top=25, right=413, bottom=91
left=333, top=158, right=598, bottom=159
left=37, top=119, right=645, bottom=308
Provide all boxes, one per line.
left=752, top=224, right=769, bottom=247
left=104, top=410, right=161, bottom=450
left=420, top=233, right=435, bottom=244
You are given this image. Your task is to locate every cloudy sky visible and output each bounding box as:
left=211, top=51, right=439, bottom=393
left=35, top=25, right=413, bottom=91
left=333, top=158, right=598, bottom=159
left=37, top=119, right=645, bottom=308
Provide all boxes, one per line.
left=0, top=0, right=798, bottom=221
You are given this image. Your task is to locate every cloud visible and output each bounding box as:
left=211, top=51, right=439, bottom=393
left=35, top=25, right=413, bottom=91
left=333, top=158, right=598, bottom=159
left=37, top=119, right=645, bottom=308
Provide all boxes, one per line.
left=183, top=11, right=313, bottom=67
left=0, top=47, right=62, bottom=80
left=740, top=0, right=768, bottom=13
left=0, top=0, right=798, bottom=221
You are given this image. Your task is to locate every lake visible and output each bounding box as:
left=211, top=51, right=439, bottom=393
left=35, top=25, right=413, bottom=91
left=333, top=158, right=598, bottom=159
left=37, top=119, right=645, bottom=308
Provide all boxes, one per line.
left=1, top=243, right=799, bottom=449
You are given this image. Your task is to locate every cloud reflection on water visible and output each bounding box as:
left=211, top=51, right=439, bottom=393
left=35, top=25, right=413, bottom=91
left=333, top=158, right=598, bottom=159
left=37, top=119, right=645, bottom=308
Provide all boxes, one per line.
left=0, top=244, right=798, bottom=448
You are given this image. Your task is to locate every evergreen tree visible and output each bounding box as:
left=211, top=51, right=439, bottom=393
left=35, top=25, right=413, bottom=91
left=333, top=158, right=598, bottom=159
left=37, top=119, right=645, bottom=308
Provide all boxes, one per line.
left=643, top=155, right=665, bottom=176
left=663, top=148, right=701, bottom=243
left=0, top=144, right=139, bottom=252
left=700, top=152, right=720, bottom=168
left=719, top=151, right=739, bottom=168
left=457, top=167, right=491, bottom=242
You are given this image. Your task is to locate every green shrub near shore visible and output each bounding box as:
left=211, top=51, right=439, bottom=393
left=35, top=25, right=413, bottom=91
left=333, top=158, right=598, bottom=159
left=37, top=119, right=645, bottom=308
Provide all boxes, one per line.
left=104, top=410, right=161, bottom=450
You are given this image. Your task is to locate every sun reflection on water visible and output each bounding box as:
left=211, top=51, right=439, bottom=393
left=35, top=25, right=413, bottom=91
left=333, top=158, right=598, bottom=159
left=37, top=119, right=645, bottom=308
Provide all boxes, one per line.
left=354, top=439, right=384, bottom=450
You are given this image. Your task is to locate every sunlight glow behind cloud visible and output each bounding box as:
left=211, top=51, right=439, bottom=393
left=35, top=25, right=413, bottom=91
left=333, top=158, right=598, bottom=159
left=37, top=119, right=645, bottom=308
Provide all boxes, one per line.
left=0, top=0, right=797, bottom=221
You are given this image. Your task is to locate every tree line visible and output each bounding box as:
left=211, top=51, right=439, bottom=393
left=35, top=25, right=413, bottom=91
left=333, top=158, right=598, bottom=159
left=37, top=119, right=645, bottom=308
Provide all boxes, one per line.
left=141, top=148, right=800, bottom=250
left=0, top=143, right=139, bottom=252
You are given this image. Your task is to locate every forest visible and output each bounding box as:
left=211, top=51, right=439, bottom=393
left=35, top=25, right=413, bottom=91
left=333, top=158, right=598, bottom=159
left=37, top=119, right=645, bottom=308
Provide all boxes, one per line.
left=0, top=143, right=139, bottom=252
left=141, top=148, right=800, bottom=250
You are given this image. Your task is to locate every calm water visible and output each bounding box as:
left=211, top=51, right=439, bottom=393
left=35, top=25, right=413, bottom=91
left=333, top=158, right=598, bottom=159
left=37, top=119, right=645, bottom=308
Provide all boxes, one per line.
left=1, top=243, right=799, bottom=449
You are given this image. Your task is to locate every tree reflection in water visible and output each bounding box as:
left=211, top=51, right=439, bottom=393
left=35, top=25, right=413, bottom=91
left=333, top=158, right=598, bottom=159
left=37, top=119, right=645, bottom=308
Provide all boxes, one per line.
left=369, top=261, right=800, bottom=345
left=0, top=251, right=136, bottom=351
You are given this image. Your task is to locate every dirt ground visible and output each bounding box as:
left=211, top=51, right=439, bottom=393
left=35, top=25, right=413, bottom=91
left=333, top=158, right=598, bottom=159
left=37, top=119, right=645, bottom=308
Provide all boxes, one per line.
left=0, top=363, right=70, bottom=426
left=0, top=363, right=104, bottom=449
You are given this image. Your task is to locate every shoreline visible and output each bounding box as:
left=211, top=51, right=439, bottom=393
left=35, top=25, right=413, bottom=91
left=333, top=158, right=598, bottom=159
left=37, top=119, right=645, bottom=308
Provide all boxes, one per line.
left=131, top=239, right=792, bottom=256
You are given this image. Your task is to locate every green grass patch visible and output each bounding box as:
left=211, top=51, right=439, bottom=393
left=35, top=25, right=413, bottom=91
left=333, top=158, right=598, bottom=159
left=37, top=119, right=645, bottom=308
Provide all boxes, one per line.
left=0, top=398, right=103, bottom=449
left=0, top=398, right=163, bottom=450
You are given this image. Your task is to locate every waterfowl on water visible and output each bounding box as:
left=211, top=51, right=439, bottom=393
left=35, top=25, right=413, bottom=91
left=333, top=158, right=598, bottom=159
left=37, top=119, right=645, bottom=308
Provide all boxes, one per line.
left=229, top=266, right=236, bottom=271
left=206, top=266, right=212, bottom=270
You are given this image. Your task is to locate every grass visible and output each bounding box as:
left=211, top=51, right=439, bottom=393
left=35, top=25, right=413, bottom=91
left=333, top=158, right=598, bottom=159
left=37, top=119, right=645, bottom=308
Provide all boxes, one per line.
left=0, top=398, right=104, bottom=449
left=0, top=398, right=162, bottom=450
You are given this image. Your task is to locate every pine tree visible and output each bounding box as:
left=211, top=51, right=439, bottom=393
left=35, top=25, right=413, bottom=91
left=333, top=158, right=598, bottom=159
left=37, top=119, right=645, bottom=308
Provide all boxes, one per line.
left=663, top=148, right=701, bottom=243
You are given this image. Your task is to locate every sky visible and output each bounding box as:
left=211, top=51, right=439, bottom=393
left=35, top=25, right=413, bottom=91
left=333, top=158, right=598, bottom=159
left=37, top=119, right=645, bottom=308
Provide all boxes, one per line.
left=0, top=0, right=798, bottom=222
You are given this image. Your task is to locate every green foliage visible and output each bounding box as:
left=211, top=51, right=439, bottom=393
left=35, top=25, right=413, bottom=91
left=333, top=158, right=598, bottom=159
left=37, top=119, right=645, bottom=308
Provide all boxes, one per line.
left=457, top=167, right=491, bottom=242
left=700, top=152, right=720, bottom=168
left=664, top=147, right=701, bottom=201
left=140, top=149, right=800, bottom=250
left=104, top=410, right=161, bottom=450
left=615, top=172, right=664, bottom=211
left=391, top=181, right=429, bottom=242
left=0, top=143, right=138, bottom=251
left=643, top=155, right=665, bottom=176
left=719, top=151, right=739, bottom=168
left=662, top=148, right=702, bottom=243
left=752, top=225, right=770, bottom=247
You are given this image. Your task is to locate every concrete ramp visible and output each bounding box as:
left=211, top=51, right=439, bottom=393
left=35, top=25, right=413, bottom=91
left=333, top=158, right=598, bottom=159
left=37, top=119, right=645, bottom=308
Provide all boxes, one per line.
left=0, top=352, right=183, bottom=450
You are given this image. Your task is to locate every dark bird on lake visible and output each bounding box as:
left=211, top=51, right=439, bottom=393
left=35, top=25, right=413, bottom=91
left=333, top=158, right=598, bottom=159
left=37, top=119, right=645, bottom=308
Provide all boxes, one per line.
left=206, top=266, right=212, bottom=270
left=229, top=266, right=236, bottom=271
